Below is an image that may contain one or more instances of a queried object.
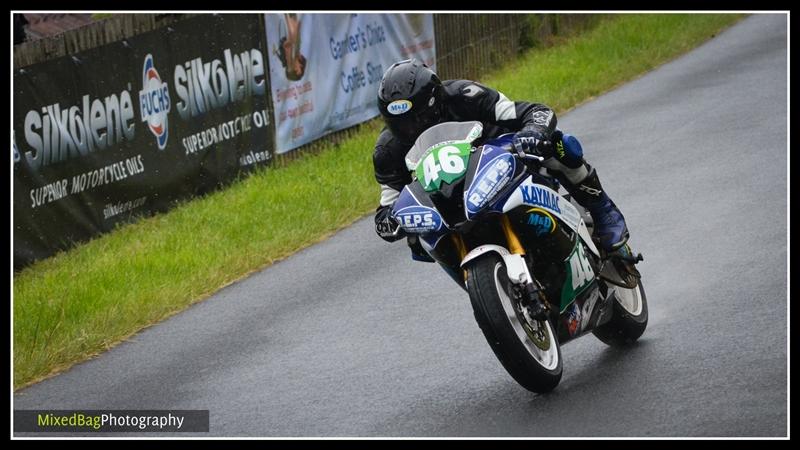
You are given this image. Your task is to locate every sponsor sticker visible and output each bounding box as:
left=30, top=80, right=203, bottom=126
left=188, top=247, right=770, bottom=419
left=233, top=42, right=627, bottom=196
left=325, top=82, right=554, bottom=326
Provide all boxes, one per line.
left=139, top=54, right=170, bottom=150
left=395, top=205, right=443, bottom=233
left=520, top=185, right=562, bottom=214
left=566, top=303, right=581, bottom=337
left=526, top=207, right=556, bottom=236
left=387, top=99, right=412, bottom=115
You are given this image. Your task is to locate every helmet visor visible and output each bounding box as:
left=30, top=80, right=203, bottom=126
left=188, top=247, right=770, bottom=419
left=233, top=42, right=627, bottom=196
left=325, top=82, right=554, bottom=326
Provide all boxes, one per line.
left=384, top=102, right=441, bottom=144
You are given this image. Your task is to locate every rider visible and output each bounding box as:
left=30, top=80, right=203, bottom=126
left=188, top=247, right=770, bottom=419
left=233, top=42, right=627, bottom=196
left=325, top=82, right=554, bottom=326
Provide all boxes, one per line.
left=373, top=58, right=629, bottom=260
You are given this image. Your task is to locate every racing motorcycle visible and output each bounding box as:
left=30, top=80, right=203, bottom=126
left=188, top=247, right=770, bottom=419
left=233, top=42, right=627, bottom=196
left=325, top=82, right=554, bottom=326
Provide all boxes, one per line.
left=391, top=121, right=647, bottom=393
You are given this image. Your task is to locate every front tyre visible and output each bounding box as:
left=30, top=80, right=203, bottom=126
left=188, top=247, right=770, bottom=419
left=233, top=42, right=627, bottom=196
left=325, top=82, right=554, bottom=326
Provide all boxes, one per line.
left=466, top=253, right=562, bottom=393
left=592, top=281, right=648, bottom=346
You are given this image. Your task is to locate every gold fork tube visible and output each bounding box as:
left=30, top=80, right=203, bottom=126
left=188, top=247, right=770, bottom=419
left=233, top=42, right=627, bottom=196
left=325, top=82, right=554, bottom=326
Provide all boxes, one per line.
left=500, top=214, right=525, bottom=255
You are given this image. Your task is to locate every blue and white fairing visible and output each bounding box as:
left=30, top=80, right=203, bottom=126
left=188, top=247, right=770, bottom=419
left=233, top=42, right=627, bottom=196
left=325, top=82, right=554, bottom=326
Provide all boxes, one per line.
left=392, top=186, right=449, bottom=248
left=463, top=141, right=518, bottom=220
left=502, top=178, right=601, bottom=257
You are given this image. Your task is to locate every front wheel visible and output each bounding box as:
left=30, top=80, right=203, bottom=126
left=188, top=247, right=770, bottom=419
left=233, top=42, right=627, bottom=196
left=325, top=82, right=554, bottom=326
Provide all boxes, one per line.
left=466, top=253, right=562, bottom=393
left=592, top=280, right=648, bottom=346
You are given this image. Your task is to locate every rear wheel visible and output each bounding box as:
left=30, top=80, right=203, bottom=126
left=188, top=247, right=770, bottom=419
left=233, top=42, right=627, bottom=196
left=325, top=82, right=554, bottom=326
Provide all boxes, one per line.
left=592, top=281, right=648, bottom=346
left=466, top=253, right=562, bottom=393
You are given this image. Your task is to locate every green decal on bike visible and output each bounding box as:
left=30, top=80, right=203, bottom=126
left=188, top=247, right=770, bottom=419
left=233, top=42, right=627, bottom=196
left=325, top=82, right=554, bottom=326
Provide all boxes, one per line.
left=555, top=140, right=565, bottom=158
left=416, top=142, right=471, bottom=192
left=560, top=241, right=595, bottom=311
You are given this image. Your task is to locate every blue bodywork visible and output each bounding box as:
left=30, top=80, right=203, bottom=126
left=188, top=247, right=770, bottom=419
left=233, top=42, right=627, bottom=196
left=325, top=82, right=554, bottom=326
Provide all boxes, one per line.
left=464, top=134, right=517, bottom=219
left=392, top=133, right=522, bottom=250
left=391, top=130, right=586, bottom=241
left=392, top=187, right=449, bottom=249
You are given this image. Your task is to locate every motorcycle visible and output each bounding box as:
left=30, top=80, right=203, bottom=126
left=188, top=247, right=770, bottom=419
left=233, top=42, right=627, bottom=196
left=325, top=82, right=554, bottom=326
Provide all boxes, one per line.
left=391, top=121, right=647, bottom=393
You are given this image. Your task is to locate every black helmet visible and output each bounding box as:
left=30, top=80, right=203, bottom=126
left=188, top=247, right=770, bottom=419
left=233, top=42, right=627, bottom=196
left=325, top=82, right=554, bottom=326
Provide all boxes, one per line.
left=377, top=59, right=444, bottom=143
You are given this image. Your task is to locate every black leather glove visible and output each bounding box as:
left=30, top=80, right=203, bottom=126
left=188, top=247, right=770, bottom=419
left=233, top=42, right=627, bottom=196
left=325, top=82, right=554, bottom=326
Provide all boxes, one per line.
left=375, top=206, right=405, bottom=242
left=513, top=128, right=553, bottom=158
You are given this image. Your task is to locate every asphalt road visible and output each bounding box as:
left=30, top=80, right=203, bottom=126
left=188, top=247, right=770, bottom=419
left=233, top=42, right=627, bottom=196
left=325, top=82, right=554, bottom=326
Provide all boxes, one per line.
left=14, top=14, right=787, bottom=437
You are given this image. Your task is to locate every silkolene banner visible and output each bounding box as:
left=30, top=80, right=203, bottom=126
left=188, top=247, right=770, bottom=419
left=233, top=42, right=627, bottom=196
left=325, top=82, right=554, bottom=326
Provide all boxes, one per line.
left=265, top=13, right=435, bottom=153
left=13, top=14, right=275, bottom=269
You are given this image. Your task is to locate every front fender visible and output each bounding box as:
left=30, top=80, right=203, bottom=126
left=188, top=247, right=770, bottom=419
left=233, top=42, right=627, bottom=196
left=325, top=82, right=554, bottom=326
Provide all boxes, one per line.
left=460, top=244, right=531, bottom=284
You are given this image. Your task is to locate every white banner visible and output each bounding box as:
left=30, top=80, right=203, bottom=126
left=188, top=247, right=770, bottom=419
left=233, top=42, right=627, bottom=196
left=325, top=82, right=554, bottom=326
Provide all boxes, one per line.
left=265, top=13, right=436, bottom=153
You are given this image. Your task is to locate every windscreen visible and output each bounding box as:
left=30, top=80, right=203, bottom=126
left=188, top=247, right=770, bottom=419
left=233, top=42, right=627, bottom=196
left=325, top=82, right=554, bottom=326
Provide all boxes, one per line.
left=404, top=121, right=483, bottom=171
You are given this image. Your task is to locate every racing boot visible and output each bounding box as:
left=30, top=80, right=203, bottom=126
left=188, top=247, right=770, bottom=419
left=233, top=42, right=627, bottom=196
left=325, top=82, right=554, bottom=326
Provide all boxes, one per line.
left=563, top=166, right=629, bottom=253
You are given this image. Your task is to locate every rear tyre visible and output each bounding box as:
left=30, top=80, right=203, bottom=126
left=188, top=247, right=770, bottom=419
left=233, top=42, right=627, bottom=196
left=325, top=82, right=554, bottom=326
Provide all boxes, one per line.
left=592, top=281, right=648, bottom=346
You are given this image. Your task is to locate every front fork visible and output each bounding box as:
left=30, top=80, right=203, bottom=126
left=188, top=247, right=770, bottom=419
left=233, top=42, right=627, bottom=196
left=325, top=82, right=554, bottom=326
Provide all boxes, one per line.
left=498, top=215, right=550, bottom=320
left=456, top=214, right=550, bottom=320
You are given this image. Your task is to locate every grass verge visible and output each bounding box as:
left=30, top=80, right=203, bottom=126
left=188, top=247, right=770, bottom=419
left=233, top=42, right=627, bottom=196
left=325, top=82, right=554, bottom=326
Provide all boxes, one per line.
left=13, top=13, right=745, bottom=389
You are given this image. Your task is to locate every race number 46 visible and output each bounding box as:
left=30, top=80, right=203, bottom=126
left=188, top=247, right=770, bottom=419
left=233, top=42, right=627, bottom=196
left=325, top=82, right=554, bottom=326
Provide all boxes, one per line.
left=418, top=143, right=470, bottom=192
left=569, top=243, right=595, bottom=290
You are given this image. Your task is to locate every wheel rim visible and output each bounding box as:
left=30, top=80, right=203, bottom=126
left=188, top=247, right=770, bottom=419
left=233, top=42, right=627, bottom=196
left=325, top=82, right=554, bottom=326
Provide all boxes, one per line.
left=613, top=284, right=643, bottom=316
left=494, top=262, right=559, bottom=371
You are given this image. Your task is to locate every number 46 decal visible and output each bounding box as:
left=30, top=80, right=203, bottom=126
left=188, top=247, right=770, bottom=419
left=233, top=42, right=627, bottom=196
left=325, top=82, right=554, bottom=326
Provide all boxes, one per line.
left=569, top=243, right=595, bottom=290
left=560, top=242, right=596, bottom=311
left=417, top=143, right=471, bottom=192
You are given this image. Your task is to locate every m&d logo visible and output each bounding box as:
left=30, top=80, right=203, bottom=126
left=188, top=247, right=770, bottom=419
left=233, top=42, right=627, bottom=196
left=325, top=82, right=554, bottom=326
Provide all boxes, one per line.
left=139, top=54, right=170, bottom=150
left=387, top=99, right=412, bottom=115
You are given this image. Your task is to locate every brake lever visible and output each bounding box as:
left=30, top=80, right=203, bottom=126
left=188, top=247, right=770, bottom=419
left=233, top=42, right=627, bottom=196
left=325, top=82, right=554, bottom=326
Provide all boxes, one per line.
left=518, top=153, right=545, bottom=162
left=509, top=139, right=549, bottom=162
